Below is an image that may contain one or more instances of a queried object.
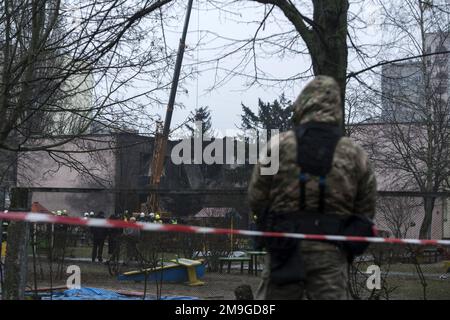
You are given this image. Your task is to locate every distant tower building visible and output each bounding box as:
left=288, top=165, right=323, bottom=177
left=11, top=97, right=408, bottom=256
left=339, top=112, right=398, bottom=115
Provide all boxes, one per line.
left=381, top=61, right=423, bottom=122
left=381, top=32, right=450, bottom=122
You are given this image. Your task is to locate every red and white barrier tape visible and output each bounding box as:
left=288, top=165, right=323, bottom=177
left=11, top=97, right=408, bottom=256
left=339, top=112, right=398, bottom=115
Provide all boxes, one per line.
left=1, top=211, right=450, bottom=246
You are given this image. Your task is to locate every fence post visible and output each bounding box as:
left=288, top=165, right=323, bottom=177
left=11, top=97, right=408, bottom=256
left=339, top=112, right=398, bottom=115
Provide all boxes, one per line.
left=3, top=188, right=31, bottom=300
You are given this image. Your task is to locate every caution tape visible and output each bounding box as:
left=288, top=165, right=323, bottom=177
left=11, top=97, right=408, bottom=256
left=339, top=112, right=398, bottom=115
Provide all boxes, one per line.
left=1, top=211, right=450, bottom=246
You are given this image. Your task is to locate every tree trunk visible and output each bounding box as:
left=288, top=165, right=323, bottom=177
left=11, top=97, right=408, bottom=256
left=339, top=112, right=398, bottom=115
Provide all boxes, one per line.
left=419, top=196, right=435, bottom=239
left=3, top=188, right=30, bottom=300
left=310, top=0, right=349, bottom=130
left=261, top=0, right=349, bottom=129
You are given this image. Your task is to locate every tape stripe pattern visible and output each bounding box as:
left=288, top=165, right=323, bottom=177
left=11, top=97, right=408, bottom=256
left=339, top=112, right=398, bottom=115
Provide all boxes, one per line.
left=1, top=211, right=450, bottom=246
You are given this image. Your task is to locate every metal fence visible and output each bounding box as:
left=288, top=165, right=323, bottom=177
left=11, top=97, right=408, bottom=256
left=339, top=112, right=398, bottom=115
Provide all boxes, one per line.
left=0, top=189, right=450, bottom=300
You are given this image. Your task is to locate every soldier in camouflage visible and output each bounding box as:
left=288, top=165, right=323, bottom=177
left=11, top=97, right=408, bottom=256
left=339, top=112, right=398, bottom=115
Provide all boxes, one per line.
left=248, top=75, right=377, bottom=300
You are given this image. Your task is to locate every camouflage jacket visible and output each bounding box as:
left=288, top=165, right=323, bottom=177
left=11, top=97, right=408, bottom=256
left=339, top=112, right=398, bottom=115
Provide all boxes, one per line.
left=248, top=76, right=377, bottom=251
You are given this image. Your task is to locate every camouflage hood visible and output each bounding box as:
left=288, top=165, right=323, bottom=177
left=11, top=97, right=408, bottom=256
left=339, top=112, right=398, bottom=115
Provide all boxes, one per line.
left=292, top=76, right=342, bottom=126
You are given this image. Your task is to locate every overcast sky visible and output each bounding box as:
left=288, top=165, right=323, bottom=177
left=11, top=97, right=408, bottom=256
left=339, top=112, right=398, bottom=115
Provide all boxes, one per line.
left=139, top=1, right=383, bottom=135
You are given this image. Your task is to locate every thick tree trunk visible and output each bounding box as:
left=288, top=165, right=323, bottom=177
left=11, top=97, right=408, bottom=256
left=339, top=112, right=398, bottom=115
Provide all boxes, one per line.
left=419, top=196, right=435, bottom=239
left=3, top=188, right=30, bottom=300
left=256, top=0, right=349, bottom=129
left=310, top=0, right=349, bottom=130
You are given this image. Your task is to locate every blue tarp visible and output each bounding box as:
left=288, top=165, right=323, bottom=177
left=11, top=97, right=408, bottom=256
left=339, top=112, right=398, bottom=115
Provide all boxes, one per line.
left=37, top=287, right=198, bottom=300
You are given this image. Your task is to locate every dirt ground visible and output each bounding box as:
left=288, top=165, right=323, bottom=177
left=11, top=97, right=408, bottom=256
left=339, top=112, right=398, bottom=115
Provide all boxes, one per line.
left=27, top=260, right=262, bottom=300
left=25, top=259, right=450, bottom=300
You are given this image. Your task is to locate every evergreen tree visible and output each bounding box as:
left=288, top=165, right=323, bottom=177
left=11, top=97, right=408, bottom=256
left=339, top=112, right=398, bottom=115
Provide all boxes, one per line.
left=185, top=106, right=213, bottom=136
left=240, top=94, right=293, bottom=132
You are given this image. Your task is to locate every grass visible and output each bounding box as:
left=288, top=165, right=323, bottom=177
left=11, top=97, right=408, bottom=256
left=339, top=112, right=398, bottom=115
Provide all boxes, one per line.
left=352, top=261, right=450, bottom=299
left=386, top=278, right=450, bottom=300
left=24, top=242, right=450, bottom=300
left=355, top=261, right=448, bottom=274
left=25, top=258, right=450, bottom=300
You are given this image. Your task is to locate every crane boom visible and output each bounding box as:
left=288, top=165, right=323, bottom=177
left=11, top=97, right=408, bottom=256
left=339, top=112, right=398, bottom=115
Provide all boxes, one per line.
left=146, top=0, right=195, bottom=214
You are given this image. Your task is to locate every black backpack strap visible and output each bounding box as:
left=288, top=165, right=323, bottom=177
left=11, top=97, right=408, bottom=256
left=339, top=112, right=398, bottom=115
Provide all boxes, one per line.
left=318, top=176, right=326, bottom=213
left=299, top=173, right=326, bottom=213
left=299, top=171, right=309, bottom=211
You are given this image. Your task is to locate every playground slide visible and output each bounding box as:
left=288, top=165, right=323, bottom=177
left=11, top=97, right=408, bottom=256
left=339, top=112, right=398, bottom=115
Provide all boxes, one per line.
left=118, top=258, right=205, bottom=286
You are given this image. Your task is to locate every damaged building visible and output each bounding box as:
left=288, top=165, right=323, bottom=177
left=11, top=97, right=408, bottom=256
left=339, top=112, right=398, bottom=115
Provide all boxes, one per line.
left=13, top=131, right=253, bottom=225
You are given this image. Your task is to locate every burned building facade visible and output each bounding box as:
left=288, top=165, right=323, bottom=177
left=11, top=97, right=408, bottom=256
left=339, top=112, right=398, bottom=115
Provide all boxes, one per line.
left=14, top=132, right=253, bottom=224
